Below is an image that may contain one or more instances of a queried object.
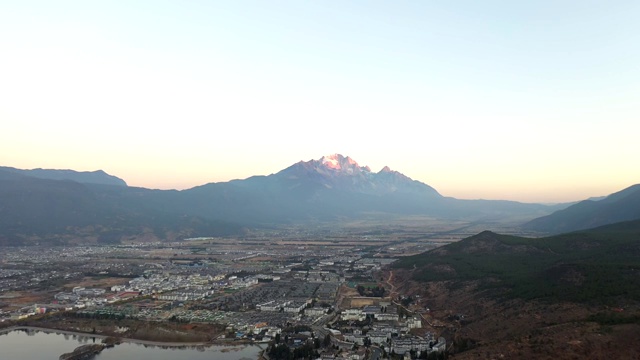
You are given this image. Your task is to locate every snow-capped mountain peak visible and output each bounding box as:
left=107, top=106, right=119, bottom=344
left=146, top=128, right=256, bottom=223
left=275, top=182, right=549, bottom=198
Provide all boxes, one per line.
left=321, top=154, right=342, bottom=169
left=319, top=154, right=364, bottom=172
left=277, top=154, right=440, bottom=197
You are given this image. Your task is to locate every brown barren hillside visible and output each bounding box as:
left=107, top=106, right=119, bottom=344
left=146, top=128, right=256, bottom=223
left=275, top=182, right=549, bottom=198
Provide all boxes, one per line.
left=385, top=221, right=640, bottom=359
left=386, top=268, right=640, bottom=359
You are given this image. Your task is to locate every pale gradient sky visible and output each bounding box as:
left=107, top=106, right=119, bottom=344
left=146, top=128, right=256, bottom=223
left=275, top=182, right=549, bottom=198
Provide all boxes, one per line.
left=1, top=1, right=639, bottom=203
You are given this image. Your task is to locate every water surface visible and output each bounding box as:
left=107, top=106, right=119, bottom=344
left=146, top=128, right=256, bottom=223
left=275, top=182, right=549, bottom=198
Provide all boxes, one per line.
left=0, top=329, right=262, bottom=360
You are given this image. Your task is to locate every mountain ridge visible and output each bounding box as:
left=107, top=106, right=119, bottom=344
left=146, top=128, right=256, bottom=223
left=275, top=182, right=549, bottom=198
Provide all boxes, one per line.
left=523, top=184, right=640, bottom=234
left=393, top=218, right=640, bottom=302
left=0, top=154, right=572, bottom=244
left=0, top=175, right=243, bottom=246
left=275, top=154, right=441, bottom=197
left=0, top=166, right=127, bottom=187
left=388, top=221, right=640, bottom=359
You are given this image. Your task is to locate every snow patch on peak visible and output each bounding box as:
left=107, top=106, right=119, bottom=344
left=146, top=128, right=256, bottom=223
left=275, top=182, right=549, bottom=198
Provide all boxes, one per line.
left=320, top=154, right=358, bottom=170
left=315, top=154, right=372, bottom=173
left=321, top=155, right=341, bottom=169
left=322, top=153, right=342, bottom=160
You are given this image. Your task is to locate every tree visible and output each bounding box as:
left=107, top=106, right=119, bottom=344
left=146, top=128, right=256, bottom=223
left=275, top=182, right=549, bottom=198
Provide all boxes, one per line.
left=363, top=337, right=372, bottom=347
left=323, top=334, right=332, bottom=347
left=268, top=343, right=291, bottom=360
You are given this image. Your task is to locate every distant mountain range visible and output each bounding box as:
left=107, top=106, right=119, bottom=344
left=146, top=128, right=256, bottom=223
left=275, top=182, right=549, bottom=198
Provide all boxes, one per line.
left=3, top=154, right=637, bottom=244
left=178, top=154, right=559, bottom=223
left=523, top=184, right=640, bottom=234
left=0, top=174, right=242, bottom=246
left=0, top=166, right=127, bottom=186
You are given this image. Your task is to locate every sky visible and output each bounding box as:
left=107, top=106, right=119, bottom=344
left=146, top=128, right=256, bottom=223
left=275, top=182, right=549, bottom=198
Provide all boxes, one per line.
left=1, top=1, right=639, bottom=203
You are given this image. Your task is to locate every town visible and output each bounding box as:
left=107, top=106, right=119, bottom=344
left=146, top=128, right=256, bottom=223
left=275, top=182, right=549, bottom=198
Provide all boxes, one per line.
left=0, top=227, right=469, bottom=359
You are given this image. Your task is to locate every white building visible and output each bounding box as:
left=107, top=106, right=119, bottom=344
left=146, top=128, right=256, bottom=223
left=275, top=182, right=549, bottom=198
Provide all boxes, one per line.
left=343, top=334, right=365, bottom=345
left=390, top=337, right=430, bottom=355
left=231, top=277, right=258, bottom=289
left=257, top=300, right=291, bottom=312
left=342, top=308, right=365, bottom=321
left=367, top=330, right=390, bottom=345
left=407, top=317, right=422, bottom=329
left=375, top=313, right=399, bottom=321
left=305, top=307, right=328, bottom=316
left=284, top=301, right=307, bottom=313
left=432, top=337, right=446, bottom=353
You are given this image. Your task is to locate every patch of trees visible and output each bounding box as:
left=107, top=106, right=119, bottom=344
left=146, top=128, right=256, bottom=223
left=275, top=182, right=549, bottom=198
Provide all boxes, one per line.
left=73, top=311, right=127, bottom=321
left=323, top=334, right=331, bottom=347
left=356, top=285, right=385, bottom=297
left=452, top=337, right=476, bottom=354
left=397, top=306, right=411, bottom=319
left=83, top=272, right=137, bottom=278
left=97, top=232, right=123, bottom=244
left=393, top=227, right=640, bottom=305
left=267, top=342, right=319, bottom=360
left=587, top=312, right=640, bottom=325
left=292, top=343, right=318, bottom=359
left=401, top=295, right=414, bottom=307
left=282, top=325, right=312, bottom=333
left=417, top=350, right=448, bottom=359
left=362, top=337, right=372, bottom=347
left=227, top=270, right=254, bottom=278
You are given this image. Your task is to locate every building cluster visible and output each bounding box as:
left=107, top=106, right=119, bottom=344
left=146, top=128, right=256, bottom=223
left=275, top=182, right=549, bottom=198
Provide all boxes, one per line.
left=334, top=304, right=447, bottom=357
left=53, top=287, right=107, bottom=306
left=0, top=240, right=452, bottom=359
left=24, top=272, right=225, bottom=315
left=126, top=273, right=220, bottom=294
left=156, top=289, right=213, bottom=301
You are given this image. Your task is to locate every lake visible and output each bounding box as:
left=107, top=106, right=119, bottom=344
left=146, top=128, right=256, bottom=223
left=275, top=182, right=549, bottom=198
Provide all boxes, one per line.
left=0, top=328, right=264, bottom=360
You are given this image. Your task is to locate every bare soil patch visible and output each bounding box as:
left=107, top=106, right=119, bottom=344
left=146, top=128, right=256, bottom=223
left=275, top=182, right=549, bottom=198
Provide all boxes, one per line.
left=68, top=277, right=130, bottom=290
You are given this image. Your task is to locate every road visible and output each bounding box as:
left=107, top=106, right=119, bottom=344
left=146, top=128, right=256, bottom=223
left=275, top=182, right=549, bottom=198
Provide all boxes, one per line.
left=370, top=346, right=382, bottom=360
left=311, top=313, right=337, bottom=341
left=384, top=270, right=398, bottom=299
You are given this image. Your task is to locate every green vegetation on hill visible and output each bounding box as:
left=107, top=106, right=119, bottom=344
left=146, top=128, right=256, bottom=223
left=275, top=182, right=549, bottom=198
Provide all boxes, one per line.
left=393, top=220, right=640, bottom=303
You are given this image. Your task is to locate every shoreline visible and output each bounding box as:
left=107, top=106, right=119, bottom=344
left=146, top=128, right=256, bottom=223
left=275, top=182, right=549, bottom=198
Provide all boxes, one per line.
left=1, top=326, right=262, bottom=349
